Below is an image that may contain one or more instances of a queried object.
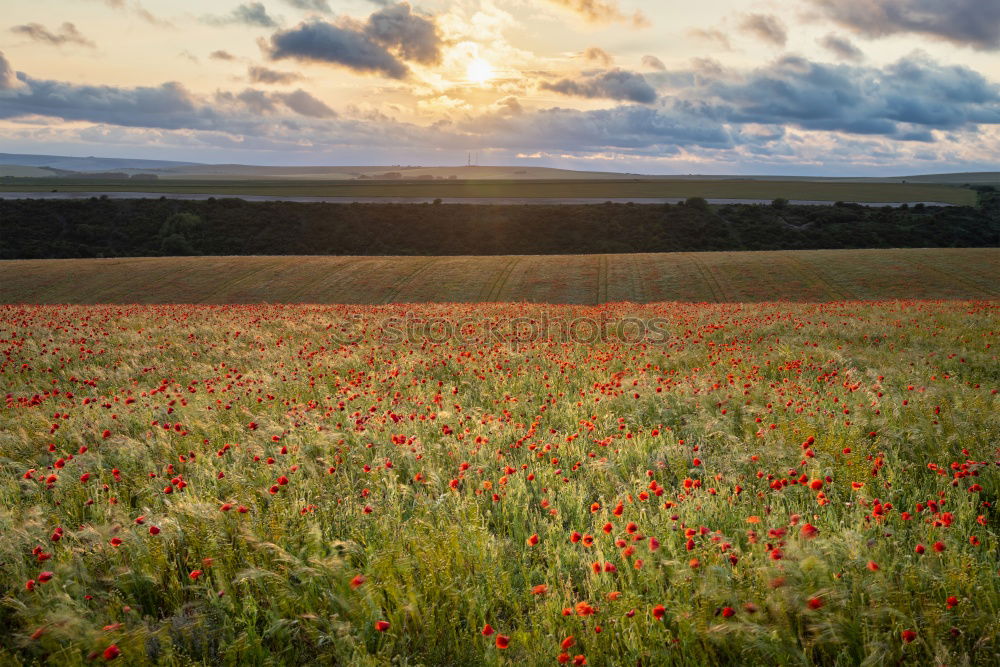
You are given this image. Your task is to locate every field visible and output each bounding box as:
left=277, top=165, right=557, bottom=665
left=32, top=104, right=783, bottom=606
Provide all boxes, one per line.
left=1, top=300, right=997, bottom=665
left=2, top=249, right=999, bottom=305
left=0, top=178, right=977, bottom=205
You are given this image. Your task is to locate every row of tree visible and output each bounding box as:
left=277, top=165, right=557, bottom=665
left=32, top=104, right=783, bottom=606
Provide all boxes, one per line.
left=1, top=196, right=997, bottom=259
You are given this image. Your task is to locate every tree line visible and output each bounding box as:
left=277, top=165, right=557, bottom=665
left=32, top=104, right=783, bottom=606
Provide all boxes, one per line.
left=1, top=196, right=997, bottom=259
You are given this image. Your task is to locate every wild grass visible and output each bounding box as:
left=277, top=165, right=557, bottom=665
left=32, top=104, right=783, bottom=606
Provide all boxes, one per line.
left=0, top=301, right=997, bottom=664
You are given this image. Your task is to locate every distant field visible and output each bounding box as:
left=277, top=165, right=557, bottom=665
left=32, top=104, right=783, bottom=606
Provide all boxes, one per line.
left=2, top=248, right=997, bottom=304
left=0, top=178, right=977, bottom=205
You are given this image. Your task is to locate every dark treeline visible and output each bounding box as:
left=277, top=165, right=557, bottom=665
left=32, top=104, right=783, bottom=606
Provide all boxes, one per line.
left=1, top=195, right=998, bottom=259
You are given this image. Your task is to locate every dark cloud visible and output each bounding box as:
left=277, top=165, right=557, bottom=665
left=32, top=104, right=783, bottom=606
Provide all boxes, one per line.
left=472, top=103, right=732, bottom=153
left=0, top=78, right=208, bottom=130
left=205, top=3, right=278, bottom=28
left=265, top=4, right=442, bottom=77
left=10, top=22, right=95, bottom=48
left=284, top=0, right=332, bottom=13
left=210, top=50, right=237, bottom=61
left=546, top=0, right=649, bottom=27
left=274, top=89, right=335, bottom=117
left=267, top=21, right=408, bottom=78
left=739, top=14, right=787, bottom=46
left=541, top=69, right=658, bottom=104
left=364, top=2, right=440, bottom=65
left=818, top=34, right=863, bottom=61
left=0, top=51, right=18, bottom=90
left=642, top=55, right=666, bottom=71
left=704, top=54, right=1000, bottom=137
left=808, top=0, right=1000, bottom=50
left=583, top=47, right=613, bottom=66
left=248, top=65, right=303, bottom=84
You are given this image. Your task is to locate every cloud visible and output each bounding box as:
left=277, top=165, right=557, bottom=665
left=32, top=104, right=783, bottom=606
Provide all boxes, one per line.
left=689, top=28, right=731, bottom=50
left=10, top=22, right=95, bottom=48
left=205, top=2, right=279, bottom=28
left=265, top=3, right=442, bottom=77
left=364, top=2, right=441, bottom=65
left=1, top=46, right=997, bottom=170
left=248, top=65, right=303, bottom=84
left=97, top=0, right=172, bottom=28
left=0, top=51, right=18, bottom=90
left=210, top=50, right=237, bottom=61
left=808, top=0, right=1000, bottom=50
left=583, top=47, right=613, bottom=66
left=267, top=21, right=409, bottom=78
left=546, top=0, right=649, bottom=28
left=740, top=14, right=787, bottom=46
left=818, top=34, right=863, bottom=61
left=273, top=89, right=335, bottom=117
left=541, top=69, right=658, bottom=104
left=471, top=103, right=732, bottom=153
left=642, top=55, right=666, bottom=71
left=284, top=0, right=332, bottom=13
left=703, top=54, right=1000, bottom=137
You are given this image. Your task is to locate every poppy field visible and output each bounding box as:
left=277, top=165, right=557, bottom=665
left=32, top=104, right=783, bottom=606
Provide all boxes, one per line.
left=1, top=300, right=998, bottom=665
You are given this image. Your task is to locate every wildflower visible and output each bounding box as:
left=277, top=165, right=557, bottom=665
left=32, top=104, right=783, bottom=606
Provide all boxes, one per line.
left=652, top=605, right=666, bottom=620
left=901, top=629, right=917, bottom=643
left=374, top=620, right=390, bottom=632
left=527, top=533, right=539, bottom=546
left=495, top=634, right=510, bottom=649
left=722, top=607, right=735, bottom=618
left=481, top=624, right=494, bottom=636
left=350, top=574, right=366, bottom=589
left=807, top=597, right=823, bottom=610
left=103, top=645, right=120, bottom=661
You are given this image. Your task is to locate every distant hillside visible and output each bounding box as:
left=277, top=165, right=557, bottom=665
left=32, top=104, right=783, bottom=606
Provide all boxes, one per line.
left=0, top=152, right=996, bottom=184
left=0, top=153, right=200, bottom=172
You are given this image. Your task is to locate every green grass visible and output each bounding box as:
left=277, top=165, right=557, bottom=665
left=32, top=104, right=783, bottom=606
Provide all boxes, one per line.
left=2, top=249, right=998, bottom=304
left=0, top=178, right=977, bottom=205
left=0, top=301, right=997, bottom=665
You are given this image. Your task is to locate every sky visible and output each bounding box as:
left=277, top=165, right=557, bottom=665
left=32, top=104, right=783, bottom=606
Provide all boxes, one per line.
left=0, top=0, right=998, bottom=175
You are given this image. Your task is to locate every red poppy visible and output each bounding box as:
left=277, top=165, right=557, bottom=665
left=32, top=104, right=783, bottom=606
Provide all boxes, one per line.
left=350, top=574, right=366, bottom=589
left=481, top=624, right=494, bottom=636
left=933, top=541, right=946, bottom=553
left=189, top=569, right=203, bottom=580
left=807, top=597, right=823, bottom=610
left=495, top=634, right=510, bottom=649
left=374, top=620, right=390, bottom=632
left=901, top=629, right=917, bottom=643
left=652, top=605, right=666, bottom=620
left=722, top=607, right=735, bottom=618
left=103, top=645, right=120, bottom=661
left=527, top=533, right=539, bottom=546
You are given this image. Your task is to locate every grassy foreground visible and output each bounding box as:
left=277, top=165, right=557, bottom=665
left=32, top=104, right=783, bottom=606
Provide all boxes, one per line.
left=0, top=178, right=976, bottom=205
left=0, top=301, right=997, bottom=665
left=2, top=249, right=999, bottom=305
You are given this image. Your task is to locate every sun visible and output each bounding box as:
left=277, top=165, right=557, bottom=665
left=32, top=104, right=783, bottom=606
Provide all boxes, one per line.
left=466, top=58, right=494, bottom=84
